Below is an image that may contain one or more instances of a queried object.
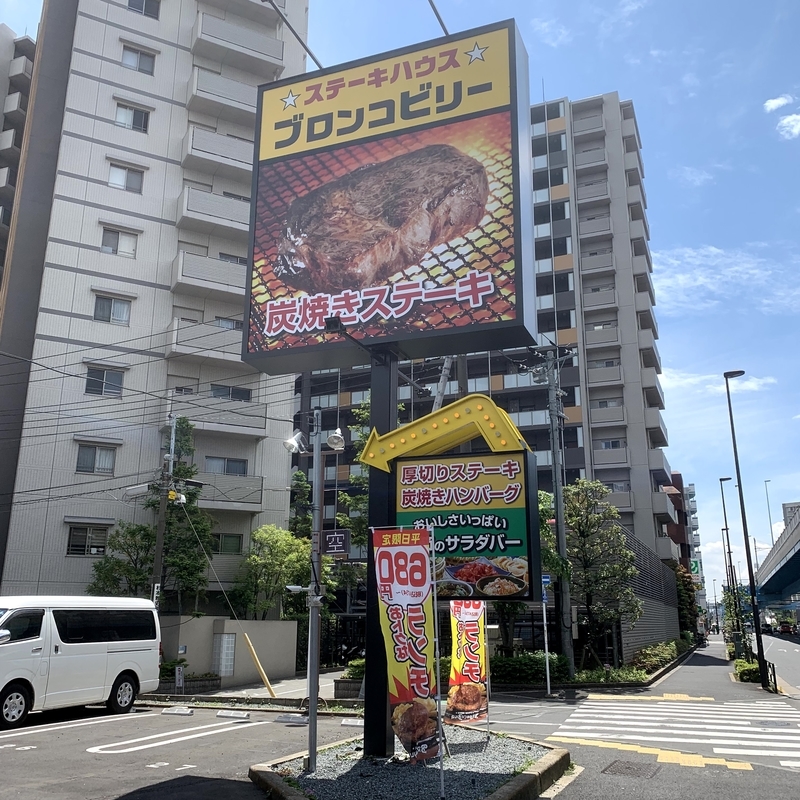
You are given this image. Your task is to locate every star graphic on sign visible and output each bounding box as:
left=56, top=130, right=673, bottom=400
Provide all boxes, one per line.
left=465, top=42, right=488, bottom=64
left=281, top=89, right=300, bottom=109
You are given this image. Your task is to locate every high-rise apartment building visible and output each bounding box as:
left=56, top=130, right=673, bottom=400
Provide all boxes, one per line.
left=0, top=0, right=308, bottom=597
left=297, top=92, right=681, bottom=657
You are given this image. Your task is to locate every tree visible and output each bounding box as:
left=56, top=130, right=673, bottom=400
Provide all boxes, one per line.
left=231, top=524, right=312, bottom=619
left=335, top=399, right=371, bottom=548
left=563, top=479, right=642, bottom=668
left=86, top=522, right=155, bottom=597
left=669, top=562, right=698, bottom=633
left=288, top=469, right=312, bottom=539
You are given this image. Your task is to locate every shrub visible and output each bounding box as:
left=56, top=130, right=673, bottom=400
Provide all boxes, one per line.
left=630, top=638, right=690, bottom=674
left=726, top=644, right=736, bottom=661
left=341, top=658, right=365, bottom=680
left=574, top=666, right=648, bottom=683
left=489, top=651, right=571, bottom=684
left=735, top=659, right=760, bottom=683
left=159, top=658, right=188, bottom=681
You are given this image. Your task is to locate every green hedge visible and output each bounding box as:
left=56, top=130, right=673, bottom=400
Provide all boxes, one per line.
left=735, top=659, right=760, bottom=683
left=574, top=666, right=648, bottom=683
left=726, top=644, right=736, bottom=661
left=630, top=638, right=691, bottom=673
left=341, top=658, right=365, bottom=680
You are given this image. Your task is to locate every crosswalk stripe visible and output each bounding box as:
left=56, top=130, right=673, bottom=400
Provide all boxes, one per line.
left=558, top=731, right=800, bottom=747
left=570, top=714, right=791, bottom=726
left=566, top=722, right=800, bottom=735
left=715, top=748, right=800, bottom=757
left=562, top=725, right=800, bottom=741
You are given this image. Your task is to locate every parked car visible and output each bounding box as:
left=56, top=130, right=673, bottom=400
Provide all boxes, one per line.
left=761, top=623, right=773, bottom=635
left=779, top=622, right=794, bottom=634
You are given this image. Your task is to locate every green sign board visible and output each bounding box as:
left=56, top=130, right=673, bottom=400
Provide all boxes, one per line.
left=690, top=559, right=700, bottom=575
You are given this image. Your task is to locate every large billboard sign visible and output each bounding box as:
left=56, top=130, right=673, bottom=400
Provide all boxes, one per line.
left=395, top=452, right=540, bottom=600
left=244, top=20, right=535, bottom=373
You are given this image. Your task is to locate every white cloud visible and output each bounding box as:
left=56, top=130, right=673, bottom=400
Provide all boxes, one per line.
left=682, top=72, right=700, bottom=88
left=669, top=166, right=713, bottom=187
left=652, top=244, right=800, bottom=316
left=597, top=0, right=649, bottom=35
left=530, top=18, right=571, bottom=47
left=763, top=94, right=793, bottom=113
left=776, top=114, right=800, bottom=140
left=660, top=369, right=776, bottom=396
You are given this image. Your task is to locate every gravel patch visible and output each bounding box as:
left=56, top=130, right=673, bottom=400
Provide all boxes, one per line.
left=274, top=725, right=548, bottom=800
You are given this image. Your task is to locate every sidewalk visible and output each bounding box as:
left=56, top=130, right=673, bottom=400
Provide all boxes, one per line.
left=199, top=668, right=347, bottom=702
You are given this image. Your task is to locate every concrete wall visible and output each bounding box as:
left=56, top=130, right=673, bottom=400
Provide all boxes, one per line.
left=161, top=614, right=297, bottom=686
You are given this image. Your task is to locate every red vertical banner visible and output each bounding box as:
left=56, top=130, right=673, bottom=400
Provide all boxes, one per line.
left=445, top=600, right=489, bottom=722
left=372, top=528, right=440, bottom=763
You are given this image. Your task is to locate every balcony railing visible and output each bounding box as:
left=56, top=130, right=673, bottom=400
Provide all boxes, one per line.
left=192, top=13, right=284, bottom=79
left=638, top=328, right=661, bottom=372
left=186, top=67, right=258, bottom=124
left=584, top=326, right=619, bottom=346
left=648, top=448, right=672, bottom=485
left=202, top=0, right=285, bottom=23
left=0, top=166, right=16, bottom=203
left=165, top=317, right=245, bottom=364
left=574, top=148, right=606, bottom=167
left=163, top=393, right=267, bottom=438
left=182, top=126, right=254, bottom=180
left=172, top=250, right=247, bottom=301
left=645, top=407, right=668, bottom=448
left=572, top=115, right=604, bottom=134
left=8, top=55, right=32, bottom=93
left=176, top=187, right=250, bottom=237
left=3, top=92, right=27, bottom=126
left=587, top=365, right=622, bottom=385
left=593, top=447, right=629, bottom=466
left=0, top=128, right=22, bottom=164
left=642, top=367, right=665, bottom=409
left=590, top=405, right=625, bottom=424
left=580, top=252, right=614, bottom=273
left=582, top=288, right=616, bottom=308
left=195, top=472, right=263, bottom=509
left=652, top=492, right=678, bottom=524
left=576, top=181, right=608, bottom=201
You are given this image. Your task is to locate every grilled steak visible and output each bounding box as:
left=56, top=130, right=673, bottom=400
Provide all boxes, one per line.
left=275, top=144, right=490, bottom=294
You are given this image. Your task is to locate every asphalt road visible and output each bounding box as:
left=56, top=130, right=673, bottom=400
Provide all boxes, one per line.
left=0, top=703, right=346, bottom=800
left=762, top=633, right=800, bottom=695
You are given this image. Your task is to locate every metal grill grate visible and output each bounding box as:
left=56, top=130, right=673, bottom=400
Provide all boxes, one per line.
left=249, top=111, right=517, bottom=353
left=601, top=760, right=661, bottom=779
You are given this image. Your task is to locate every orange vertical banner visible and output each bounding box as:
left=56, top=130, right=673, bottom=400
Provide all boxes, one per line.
left=445, top=600, right=488, bottom=722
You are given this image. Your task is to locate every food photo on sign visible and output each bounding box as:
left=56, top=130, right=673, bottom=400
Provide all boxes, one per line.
left=243, top=20, right=536, bottom=373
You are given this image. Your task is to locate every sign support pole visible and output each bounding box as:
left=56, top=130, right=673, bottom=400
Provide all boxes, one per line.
left=364, top=351, right=397, bottom=758
left=542, top=593, right=551, bottom=696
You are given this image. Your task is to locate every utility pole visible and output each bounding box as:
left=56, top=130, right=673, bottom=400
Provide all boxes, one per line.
left=431, top=356, right=453, bottom=412
left=151, top=414, right=176, bottom=606
left=547, top=350, right=574, bottom=677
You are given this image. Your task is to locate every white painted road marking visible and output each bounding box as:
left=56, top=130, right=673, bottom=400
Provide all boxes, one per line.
left=146, top=762, right=169, bottom=768
left=87, top=720, right=270, bottom=754
left=175, top=764, right=196, bottom=771
left=0, top=713, right=155, bottom=740
left=780, top=760, right=800, bottom=767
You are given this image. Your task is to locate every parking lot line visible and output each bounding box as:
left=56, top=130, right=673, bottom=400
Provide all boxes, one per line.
left=87, top=720, right=271, bottom=754
left=0, top=713, right=156, bottom=740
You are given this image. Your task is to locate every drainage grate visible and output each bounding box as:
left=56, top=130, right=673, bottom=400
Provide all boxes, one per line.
left=601, top=760, right=661, bottom=779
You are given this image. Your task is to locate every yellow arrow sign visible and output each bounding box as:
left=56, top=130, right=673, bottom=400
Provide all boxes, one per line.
left=359, top=393, right=529, bottom=473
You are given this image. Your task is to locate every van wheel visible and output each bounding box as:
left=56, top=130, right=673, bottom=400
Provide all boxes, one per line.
left=107, top=674, right=137, bottom=714
left=0, top=683, right=30, bottom=729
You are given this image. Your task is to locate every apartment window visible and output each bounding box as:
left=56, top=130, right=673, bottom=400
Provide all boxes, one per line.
left=174, top=386, right=195, bottom=395
left=588, top=321, right=616, bottom=331
left=215, top=317, right=244, bottom=331
left=206, top=457, right=247, bottom=476
left=598, top=439, right=625, bottom=450
left=211, top=384, right=252, bottom=402
left=108, top=164, right=143, bottom=193
left=115, top=103, right=149, bottom=133
left=590, top=398, right=623, bottom=408
left=218, top=252, right=248, bottom=266
left=76, top=444, right=116, bottom=474
left=101, top=228, right=137, bottom=258
left=121, top=45, right=155, bottom=75
left=211, top=533, right=243, bottom=555
left=67, top=526, right=109, bottom=556
left=128, top=0, right=160, bottom=19
left=94, top=295, right=131, bottom=325
left=222, top=191, right=250, bottom=203
left=85, top=367, right=124, bottom=397
left=590, top=284, right=614, bottom=293
left=604, top=482, right=631, bottom=493
left=589, top=359, right=620, bottom=369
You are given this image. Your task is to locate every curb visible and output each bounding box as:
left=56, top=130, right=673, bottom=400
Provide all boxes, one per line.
left=249, top=734, right=570, bottom=800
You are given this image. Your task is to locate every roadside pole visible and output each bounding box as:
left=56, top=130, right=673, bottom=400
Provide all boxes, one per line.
left=542, top=574, right=551, bottom=695
left=151, top=413, right=176, bottom=605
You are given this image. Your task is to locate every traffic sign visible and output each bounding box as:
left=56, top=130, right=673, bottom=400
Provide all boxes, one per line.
left=542, top=574, right=551, bottom=586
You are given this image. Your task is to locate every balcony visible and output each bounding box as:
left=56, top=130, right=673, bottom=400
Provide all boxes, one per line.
left=587, top=365, right=622, bottom=385
left=624, top=148, right=645, bottom=179
left=638, top=328, right=661, bottom=372
left=195, top=472, right=263, bottom=511
left=622, top=116, right=639, bottom=143
left=690, top=515, right=699, bottom=531
left=688, top=498, right=698, bottom=514
left=572, top=115, right=604, bottom=134
left=0, top=166, right=16, bottom=204
left=593, top=447, right=629, bottom=466
left=576, top=180, right=608, bottom=202
left=648, top=448, right=672, bottom=485
left=0, top=205, right=11, bottom=240
left=629, top=218, right=649, bottom=242
left=202, top=0, right=285, bottom=23
left=635, top=290, right=657, bottom=333
left=580, top=252, right=614, bottom=274
left=165, top=318, right=245, bottom=364
left=582, top=288, right=616, bottom=309
left=626, top=182, right=647, bottom=210
left=0, top=128, right=22, bottom=164
left=578, top=216, right=611, bottom=237
left=162, top=393, right=267, bottom=439
left=176, top=187, right=250, bottom=238
left=641, top=367, right=665, bottom=409
left=635, top=264, right=656, bottom=304
left=590, top=405, right=625, bottom=425
left=584, top=326, right=619, bottom=346
left=191, top=13, right=284, bottom=80
left=3, top=92, right=26, bottom=127
left=575, top=148, right=606, bottom=168
left=608, top=491, right=633, bottom=511
left=172, top=251, right=247, bottom=302
left=645, top=407, right=669, bottom=447
left=652, top=492, right=678, bottom=525
left=182, top=126, right=254, bottom=181
left=533, top=449, right=553, bottom=467
left=186, top=67, right=258, bottom=125
left=8, top=55, right=32, bottom=93
left=508, top=409, right=550, bottom=428
left=655, top=535, right=681, bottom=562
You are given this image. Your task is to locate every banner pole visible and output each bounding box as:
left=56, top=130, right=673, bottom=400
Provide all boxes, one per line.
left=483, top=602, right=491, bottom=743
left=430, top=532, right=446, bottom=800
left=542, top=592, right=551, bottom=696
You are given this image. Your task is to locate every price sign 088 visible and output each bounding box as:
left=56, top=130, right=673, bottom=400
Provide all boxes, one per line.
left=373, top=529, right=432, bottom=608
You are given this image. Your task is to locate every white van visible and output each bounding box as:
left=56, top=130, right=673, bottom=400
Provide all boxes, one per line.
left=0, top=596, right=160, bottom=729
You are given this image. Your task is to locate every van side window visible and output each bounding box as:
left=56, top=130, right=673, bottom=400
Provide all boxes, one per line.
left=52, top=610, right=156, bottom=643
left=2, top=609, right=44, bottom=642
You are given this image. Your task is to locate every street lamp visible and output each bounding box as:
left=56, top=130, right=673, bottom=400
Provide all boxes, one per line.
left=765, top=479, right=775, bottom=547
left=724, top=369, right=768, bottom=689
left=284, top=408, right=345, bottom=771
left=719, top=477, right=741, bottom=632
left=713, top=579, right=720, bottom=633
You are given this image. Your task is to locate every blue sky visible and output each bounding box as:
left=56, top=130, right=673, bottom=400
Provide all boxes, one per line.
left=9, top=1, right=800, bottom=600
